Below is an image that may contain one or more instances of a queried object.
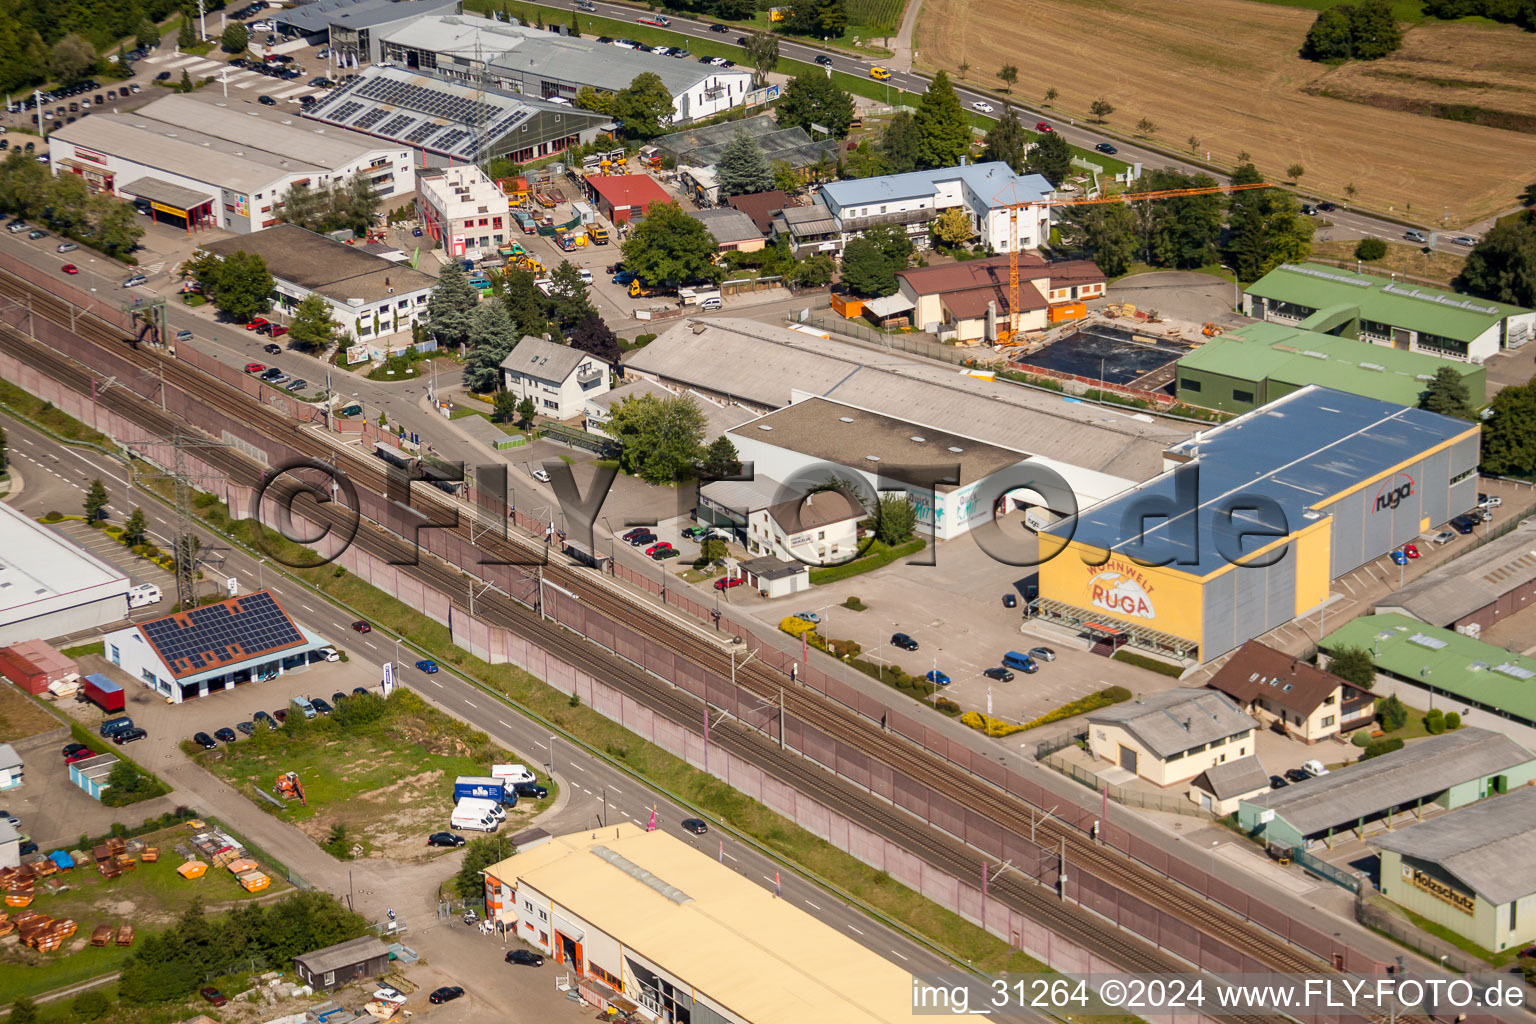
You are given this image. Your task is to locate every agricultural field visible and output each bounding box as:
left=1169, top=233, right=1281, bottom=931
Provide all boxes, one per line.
left=1310, top=237, right=1468, bottom=286
left=916, top=0, right=1536, bottom=221
left=846, top=0, right=907, bottom=34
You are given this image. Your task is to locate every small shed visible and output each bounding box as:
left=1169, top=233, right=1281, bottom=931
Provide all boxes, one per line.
left=737, top=556, right=810, bottom=599
left=70, top=753, right=119, bottom=802
left=294, top=935, right=392, bottom=992
left=0, top=640, right=79, bottom=695
left=0, top=744, right=21, bottom=791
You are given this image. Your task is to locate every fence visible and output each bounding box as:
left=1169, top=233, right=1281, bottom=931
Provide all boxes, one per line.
left=793, top=314, right=975, bottom=365
left=1355, top=897, right=1486, bottom=974
left=537, top=423, right=617, bottom=456
left=1291, top=846, right=1361, bottom=894
left=204, top=815, right=310, bottom=892
left=1042, top=752, right=1211, bottom=818
left=1030, top=731, right=1081, bottom=760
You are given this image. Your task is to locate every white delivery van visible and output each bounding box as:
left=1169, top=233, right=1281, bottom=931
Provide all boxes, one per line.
left=463, top=797, right=506, bottom=822
left=491, top=763, right=536, bottom=786
left=127, top=583, right=162, bottom=608
left=450, top=799, right=499, bottom=832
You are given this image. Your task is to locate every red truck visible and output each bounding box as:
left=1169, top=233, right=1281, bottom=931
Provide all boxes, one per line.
left=81, top=673, right=125, bottom=713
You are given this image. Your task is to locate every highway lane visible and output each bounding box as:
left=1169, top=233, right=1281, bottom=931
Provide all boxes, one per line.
left=1, top=410, right=958, bottom=977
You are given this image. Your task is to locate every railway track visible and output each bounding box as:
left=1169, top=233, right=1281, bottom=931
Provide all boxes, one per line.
left=0, top=270, right=1367, bottom=1010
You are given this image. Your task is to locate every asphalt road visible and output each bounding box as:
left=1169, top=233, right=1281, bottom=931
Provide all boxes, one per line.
left=3, top=411, right=956, bottom=979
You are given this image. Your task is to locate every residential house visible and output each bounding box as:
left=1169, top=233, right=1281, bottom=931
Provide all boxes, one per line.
left=1207, top=640, right=1374, bottom=743
left=689, top=208, right=765, bottom=253
left=892, top=254, right=1105, bottom=341
left=1086, top=689, right=1259, bottom=787
left=501, top=336, right=610, bottom=421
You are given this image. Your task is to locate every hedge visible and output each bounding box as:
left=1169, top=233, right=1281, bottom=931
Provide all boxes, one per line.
left=1020, top=686, right=1134, bottom=731
left=961, top=711, right=1027, bottom=737
left=807, top=537, right=926, bottom=586
left=1110, top=650, right=1185, bottom=677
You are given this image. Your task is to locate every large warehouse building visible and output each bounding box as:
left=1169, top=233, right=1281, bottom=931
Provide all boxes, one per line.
left=48, top=94, right=415, bottom=234
left=105, top=590, right=330, bottom=704
left=0, top=502, right=130, bottom=645
left=1375, top=518, right=1536, bottom=633
left=483, top=825, right=920, bottom=1023
left=1241, top=263, right=1534, bottom=364
left=1037, top=386, right=1481, bottom=662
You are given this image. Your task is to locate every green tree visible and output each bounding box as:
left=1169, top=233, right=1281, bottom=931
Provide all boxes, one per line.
left=776, top=70, right=856, bottom=138
left=547, top=260, right=595, bottom=329
left=492, top=389, right=518, bottom=424
left=178, top=17, right=197, bottom=49
left=716, top=129, right=775, bottom=197
left=784, top=0, right=847, bottom=37
left=1025, top=130, right=1072, bottom=185
left=323, top=823, right=353, bottom=859
left=1287, top=163, right=1305, bottom=184
left=913, top=71, right=970, bottom=170
left=193, top=250, right=275, bottom=321
left=743, top=30, right=778, bottom=87
left=931, top=207, right=973, bottom=248
left=93, top=201, right=144, bottom=259
left=608, top=393, right=708, bottom=484
left=178, top=68, right=192, bottom=92
left=84, top=478, right=109, bottom=521
left=875, top=493, right=917, bottom=544
left=1327, top=645, right=1377, bottom=691
left=427, top=260, right=479, bottom=350
left=839, top=237, right=897, bottom=297
left=701, top=434, right=741, bottom=478
left=839, top=139, right=888, bottom=179
left=998, top=63, right=1018, bottom=91
left=72, top=989, right=111, bottom=1022
left=220, top=22, right=247, bottom=52
left=136, top=17, right=162, bottom=51
left=863, top=222, right=913, bottom=267
left=455, top=836, right=512, bottom=899
left=1222, top=163, right=1313, bottom=280
left=1455, top=217, right=1536, bottom=308
left=1420, top=366, right=1475, bottom=419
left=790, top=252, right=835, bottom=287
left=980, top=105, right=1028, bottom=174
left=621, top=202, right=722, bottom=285
left=569, top=312, right=621, bottom=365
left=516, top=396, right=537, bottom=429
left=612, top=71, right=675, bottom=139
left=699, top=537, right=727, bottom=564
left=1354, top=237, right=1387, bottom=261
left=1089, top=97, right=1114, bottom=123
left=463, top=301, right=519, bottom=393
left=123, top=507, right=147, bottom=545
left=1378, top=693, right=1408, bottom=731
left=1303, top=6, right=1354, bottom=59
left=1044, top=86, right=1059, bottom=105
left=287, top=293, right=335, bottom=353
left=502, top=269, right=552, bottom=337
left=574, top=85, right=615, bottom=117
left=1479, top=376, right=1536, bottom=476
left=1346, top=0, right=1402, bottom=59
left=772, top=161, right=801, bottom=195
left=1135, top=117, right=1157, bottom=137
left=1058, top=201, right=1138, bottom=277
left=879, top=110, right=921, bottom=174
left=51, top=33, right=96, bottom=83
left=1130, top=168, right=1223, bottom=269
left=8, top=998, right=37, bottom=1024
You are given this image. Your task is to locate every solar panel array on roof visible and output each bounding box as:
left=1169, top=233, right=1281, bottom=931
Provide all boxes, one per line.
left=434, top=128, right=470, bottom=151
left=139, top=591, right=304, bottom=678
left=378, top=113, right=415, bottom=136
left=352, top=107, right=389, bottom=131
left=404, top=121, right=444, bottom=144
left=329, top=100, right=365, bottom=123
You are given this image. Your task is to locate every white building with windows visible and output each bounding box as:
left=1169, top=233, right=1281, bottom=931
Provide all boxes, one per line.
left=745, top=490, right=862, bottom=565
left=500, top=337, right=610, bottom=421
left=813, top=162, right=1053, bottom=252
left=417, top=164, right=513, bottom=259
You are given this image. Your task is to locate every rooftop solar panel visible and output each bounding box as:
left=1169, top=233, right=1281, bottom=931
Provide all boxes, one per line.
left=378, top=113, right=416, bottom=136
left=139, top=591, right=305, bottom=679
left=353, top=107, right=389, bottom=131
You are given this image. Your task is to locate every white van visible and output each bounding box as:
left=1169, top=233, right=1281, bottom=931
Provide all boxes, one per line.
left=450, top=799, right=499, bottom=832
left=491, top=763, right=535, bottom=786
left=463, top=797, right=506, bottom=822
left=127, top=584, right=162, bottom=609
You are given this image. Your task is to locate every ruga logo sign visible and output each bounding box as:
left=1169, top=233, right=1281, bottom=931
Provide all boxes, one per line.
left=1372, top=473, right=1415, bottom=514
left=1088, top=568, right=1156, bottom=619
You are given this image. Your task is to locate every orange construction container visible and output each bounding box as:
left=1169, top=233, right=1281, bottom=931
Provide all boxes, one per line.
left=830, top=293, right=863, bottom=319
left=225, top=858, right=258, bottom=875
left=177, top=861, right=208, bottom=880
left=1047, top=301, right=1087, bottom=324
left=238, top=872, right=270, bottom=893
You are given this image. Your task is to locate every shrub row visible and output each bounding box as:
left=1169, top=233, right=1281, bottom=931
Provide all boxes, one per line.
left=1020, top=686, right=1134, bottom=731
left=960, top=711, right=1027, bottom=737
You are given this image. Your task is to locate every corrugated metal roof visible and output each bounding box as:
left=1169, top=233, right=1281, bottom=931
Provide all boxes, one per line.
left=1243, top=727, right=1536, bottom=838
left=818, top=162, right=1051, bottom=212
left=1087, top=688, right=1257, bottom=760
left=277, top=0, right=458, bottom=33
left=1244, top=263, right=1529, bottom=343
left=1369, top=788, right=1536, bottom=905
left=1378, top=519, right=1536, bottom=628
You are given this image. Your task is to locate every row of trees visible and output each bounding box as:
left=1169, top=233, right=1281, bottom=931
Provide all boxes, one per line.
left=0, top=0, right=187, bottom=93
left=1301, top=0, right=1403, bottom=62
left=1423, top=0, right=1536, bottom=29
left=0, top=149, right=143, bottom=258
left=1455, top=188, right=1536, bottom=309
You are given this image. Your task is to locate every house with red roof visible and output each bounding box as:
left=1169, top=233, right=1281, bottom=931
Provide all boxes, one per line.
left=892, top=254, right=1106, bottom=341
left=581, top=173, right=674, bottom=225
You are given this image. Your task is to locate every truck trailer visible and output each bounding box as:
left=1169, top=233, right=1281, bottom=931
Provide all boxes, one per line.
left=81, top=673, right=125, bottom=713
left=452, top=775, right=508, bottom=804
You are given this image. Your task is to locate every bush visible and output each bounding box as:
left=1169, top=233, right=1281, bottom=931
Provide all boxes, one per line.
left=1111, top=650, right=1184, bottom=677
left=842, top=596, right=868, bottom=611
left=1352, top=730, right=1372, bottom=746
left=72, top=989, right=111, bottom=1021
left=1361, top=737, right=1405, bottom=760
left=1445, top=711, right=1461, bottom=730
left=961, top=710, right=1027, bottom=737
left=1021, top=686, right=1133, bottom=730
left=1378, top=694, right=1409, bottom=732
left=1425, top=708, right=1446, bottom=734
left=1354, top=237, right=1388, bottom=261
left=778, top=616, right=815, bottom=638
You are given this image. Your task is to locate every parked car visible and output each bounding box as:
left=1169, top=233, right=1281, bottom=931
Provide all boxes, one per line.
left=201, top=987, right=228, bottom=1007
left=512, top=780, right=548, bottom=799
left=428, top=987, right=464, bottom=1005
left=428, top=831, right=466, bottom=848
left=925, top=669, right=951, bottom=687
left=156, top=71, right=171, bottom=81
left=1478, top=493, right=1502, bottom=509
left=653, top=548, right=680, bottom=560
left=680, top=817, right=708, bottom=834
left=681, top=525, right=708, bottom=539
left=193, top=731, right=217, bottom=749
left=332, top=692, right=348, bottom=705
left=62, top=742, right=90, bottom=757
left=352, top=686, right=370, bottom=697
left=1301, top=759, right=1329, bottom=777
left=245, top=317, right=269, bottom=332
left=983, top=667, right=1014, bottom=682
left=285, top=378, right=307, bottom=392
left=309, top=697, right=334, bottom=715
left=1028, top=646, right=1056, bottom=662
left=647, top=543, right=674, bottom=557
left=273, top=708, right=288, bottom=724
left=1095, top=142, right=1117, bottom=154
left=28, top=229, right=47, bottom=240
left=531, top=468, right=551, bottom=483
left=891, top=632, right=919, bottom=651
left=237, top=721, right=256, bottom=735
left=352, top=620, right=372, bottom=633
left=1431, top=529, right=1456, bottom=545
left=122, top=274, right=147, bottom=287
left=65, top=748, right=95, bottom=764
left=1402, top=542, right=1420, bottom=558
left=291, top=695, right=316, bottom=719
left=245, top=362, right=266, bottom=374
left=267, top=324, right=289, bottom=338
left=628, top=532, right=657, bottom=547
left=714, top=576, right=745, bottom=590
left=56, top=242, right=77, bottom=253
left=112, top=727, right=148, bottom=744
left=506, top=949, right=545, bottom=966
left=1390, top=550, right=1409, bottom=565
left=214, top=727, right=237, bottom=743
left=1283, top=767, right=1309, bottom=783
left=1002, top=593, right=1017, bottom=608
left=416, top=659, right=439, bottom=674
left=793, top=611, right=820, bottom=624
left=258, top=94, right=277, bottom=106
left=1450, top=514, right=1479, bottom=534
left=1269, top=775, right=1289, bottom=790
left=252, top=710, right=275, bottom=729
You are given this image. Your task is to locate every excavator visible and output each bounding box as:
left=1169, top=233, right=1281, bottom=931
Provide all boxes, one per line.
left=274, top=771, right=307, bottom=806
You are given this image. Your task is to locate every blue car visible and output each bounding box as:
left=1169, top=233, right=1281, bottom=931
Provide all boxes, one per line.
left=925, top=669, right=951, bottom=687
left=1390, top=550, right=1409, bottom=565
left=611, top=270, right=636, bottom=285
left=415, top=659, right=439, bottom=674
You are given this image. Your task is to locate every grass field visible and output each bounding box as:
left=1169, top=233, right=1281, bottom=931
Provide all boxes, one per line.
left=0, top=681, right=64, bottom=742
left=1310, top=237, right=1467, bottom=286
left=917, top=0, right=1536, bottom=221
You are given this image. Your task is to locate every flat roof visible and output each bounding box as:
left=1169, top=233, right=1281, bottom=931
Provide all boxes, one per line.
left=656, top=114, right=834, bottom=169
left=1321, top=612, right=1536, bottom=726
left=490, top=825, right=918, bottom=1024
left=1244, top=263, right=1530, bottom=343
left=51, top=94, right=394, bottom=194
left=626, top=318, right=1187, bottom=478
left=118, top=176, right=215, bottom=212
left=1086, top=688, right=1256, bottom=760
left=689, top=207, right=762, bottom=243
left=728, top=396, right=1028, bottom=492
left=0, top=502, right=129, bottom=625
left=700, top=475, right=799, bottom=514
left=1178, top=321, right=1486, bottom=407
left=818, top=161, right=1051, bottom=211
left=201, top=224, right=436, bottom=303
left=1376, top=519, right=1536, bottom=627
left=1369, top=787, right=1536, bottom=905
left=277, top=0, right=458, bottom=33
left=1045, top=386, right=1479, bottom=576
left=1242, top=727, right=1535, bottom=838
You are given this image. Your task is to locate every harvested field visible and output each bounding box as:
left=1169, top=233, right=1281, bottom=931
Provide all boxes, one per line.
left=918, top=0, right=1536, bottom=221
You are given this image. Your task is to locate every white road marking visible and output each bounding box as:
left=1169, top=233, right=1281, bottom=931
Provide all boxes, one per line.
left=803, top=899, right=821, bottom=910
left=431, top=679, right=443, bottom=688
left=723, top=852, right=736, bottom=862
left=848, top=925, right=863, bottom=935
left=581, top=787, right=592, bottom=795
left=762, top=875, right=774, bottom=885
left=300, top=603, right=316, bottom=614
left=607, top=785, right=621, bottom=794
left=498, top=719, right=511, bottom=728
left=568, top=762, right=585, bottom=772
left=462, top=699, right=476, bottom=708
left=890, top=950, right=908, bottom=961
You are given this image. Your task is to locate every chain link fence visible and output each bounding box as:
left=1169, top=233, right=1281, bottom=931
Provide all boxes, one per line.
left=1041, top=752, right=1211, bottom=818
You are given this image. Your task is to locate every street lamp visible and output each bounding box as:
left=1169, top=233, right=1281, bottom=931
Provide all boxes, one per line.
left=1219, top=264, right=1239, bottom=312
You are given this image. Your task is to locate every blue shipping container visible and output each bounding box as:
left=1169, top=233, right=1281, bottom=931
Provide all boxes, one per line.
left=453, top=776, right=505, bottom=803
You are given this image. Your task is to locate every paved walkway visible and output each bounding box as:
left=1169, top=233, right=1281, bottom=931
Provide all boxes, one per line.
left=888, top=0, right=924, bottom=71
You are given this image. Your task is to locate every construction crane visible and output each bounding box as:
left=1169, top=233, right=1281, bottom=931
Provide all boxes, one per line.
left=993, top=181, right=1275, bottom=340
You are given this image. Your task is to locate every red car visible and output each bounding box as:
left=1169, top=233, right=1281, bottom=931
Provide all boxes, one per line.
left=714, top=576, right=745, bottom=591
left=61, top=264, right=78, bottom=274
left=244, top=362, right=266, bottom=374
left=645, top=543, right=673, bottom=556
left=1035, top=121, right=1052, bottom=132
left=200, top=987, right=227, bottom=1007
left=245, top=317, right=269, bottom=332
left=351, top=620, right=371, bottom=633
left=65, top=748, right=95, bottom=764
left=1402, top=543, right=1420, bottom=559
left=268, top=324, right=289, bottom=338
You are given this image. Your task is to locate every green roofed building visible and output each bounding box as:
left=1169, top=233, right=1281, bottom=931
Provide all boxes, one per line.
left=1176, top=322, right=1487, bottom=414
left=1242, top=263, right=1534, bottom=363
left=1319, top=612, right=1536, bottom=728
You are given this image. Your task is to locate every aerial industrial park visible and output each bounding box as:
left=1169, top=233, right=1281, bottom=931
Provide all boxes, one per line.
left=1, top=0, right=1536, bottom=1020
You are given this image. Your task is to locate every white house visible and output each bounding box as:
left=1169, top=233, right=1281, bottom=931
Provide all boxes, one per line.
left=745, top=490, right=863, bottom=566
left=814, top=162, right=1053, bottom=253
left=0, top=744, right=21, bottom=792
left=416, top=165, right=513, bottom=259
left=500, top=337, right=610, bottom=421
